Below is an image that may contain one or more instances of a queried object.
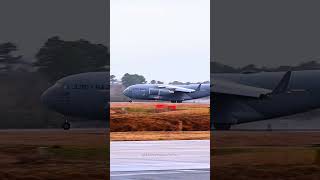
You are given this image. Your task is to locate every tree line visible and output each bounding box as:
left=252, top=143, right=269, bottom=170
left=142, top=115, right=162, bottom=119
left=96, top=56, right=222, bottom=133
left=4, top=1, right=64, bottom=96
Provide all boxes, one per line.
left=211, top=60, right=320, bottom=73
left=111, top=73, right=210, bottom=88
left=0, top=36, right=109, bottom=82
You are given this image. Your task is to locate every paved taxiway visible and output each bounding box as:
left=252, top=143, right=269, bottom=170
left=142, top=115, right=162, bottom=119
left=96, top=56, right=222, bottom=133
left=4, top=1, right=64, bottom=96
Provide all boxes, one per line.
left=110, top=140, right=210, bottom=179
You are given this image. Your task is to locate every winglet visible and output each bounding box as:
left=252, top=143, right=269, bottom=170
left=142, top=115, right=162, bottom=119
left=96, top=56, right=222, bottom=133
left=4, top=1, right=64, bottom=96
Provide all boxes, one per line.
left=196, top=83, right=202, bottom=91
left=272, top=71, right=291, bottom=94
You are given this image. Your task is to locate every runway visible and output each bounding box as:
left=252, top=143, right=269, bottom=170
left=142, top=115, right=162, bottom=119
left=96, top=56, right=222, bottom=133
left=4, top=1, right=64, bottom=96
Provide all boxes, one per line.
left=111, top=169, right=210, bottom=180
left=110, top=140, right=210, bottom=179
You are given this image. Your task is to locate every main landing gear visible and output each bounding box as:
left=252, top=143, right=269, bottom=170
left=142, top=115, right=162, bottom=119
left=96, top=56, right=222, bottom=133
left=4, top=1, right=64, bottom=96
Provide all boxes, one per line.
left=62, top=119, right=71, bottom=130
left=129, top=99, right=132, bottom=103
left=171, top=100, right=183, bottom=103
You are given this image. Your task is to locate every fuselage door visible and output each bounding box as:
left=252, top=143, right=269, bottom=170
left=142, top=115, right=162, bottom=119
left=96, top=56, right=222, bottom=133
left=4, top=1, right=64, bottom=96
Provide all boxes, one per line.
left=149, top=88, right=159, bottom=95
left=141, top=88, right=147, bottom=96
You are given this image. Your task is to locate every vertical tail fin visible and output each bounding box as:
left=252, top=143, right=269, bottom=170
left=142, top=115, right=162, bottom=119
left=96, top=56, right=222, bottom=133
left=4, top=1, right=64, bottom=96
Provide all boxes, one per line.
left=196, top=83, right=202, bottom=91
left=272, top=71, right=291, bottom=94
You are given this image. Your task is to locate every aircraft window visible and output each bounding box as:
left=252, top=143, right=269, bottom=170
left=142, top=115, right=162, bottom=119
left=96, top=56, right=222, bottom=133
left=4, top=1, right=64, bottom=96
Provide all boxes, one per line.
left=55, top=82, right=63, bottom=88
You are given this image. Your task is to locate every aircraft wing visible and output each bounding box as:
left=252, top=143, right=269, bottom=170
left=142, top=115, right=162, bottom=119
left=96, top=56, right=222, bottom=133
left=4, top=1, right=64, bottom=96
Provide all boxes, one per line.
left=157, top=85, right=195, bottom=93
left=212, top=71, right=292, bottom=98
left=212, top=79, right=272, bottom=98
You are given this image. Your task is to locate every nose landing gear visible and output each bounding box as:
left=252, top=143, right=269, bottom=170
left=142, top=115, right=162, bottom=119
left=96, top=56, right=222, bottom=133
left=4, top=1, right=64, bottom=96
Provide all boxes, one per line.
left=62, top=119, right=71, bottom=130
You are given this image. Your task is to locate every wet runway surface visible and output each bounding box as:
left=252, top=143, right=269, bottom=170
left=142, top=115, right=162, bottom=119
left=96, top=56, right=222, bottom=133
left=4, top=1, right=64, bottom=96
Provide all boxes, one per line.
left=111, top=169, right=210, bottom=180
left=110, top=140, right=210, bottom=179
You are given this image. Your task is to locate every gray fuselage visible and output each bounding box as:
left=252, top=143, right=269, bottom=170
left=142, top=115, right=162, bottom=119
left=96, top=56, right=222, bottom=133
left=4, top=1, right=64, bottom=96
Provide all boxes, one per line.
left=41, top=70, right=320, bottom=127
left=123, top=84, right=210, bottom=102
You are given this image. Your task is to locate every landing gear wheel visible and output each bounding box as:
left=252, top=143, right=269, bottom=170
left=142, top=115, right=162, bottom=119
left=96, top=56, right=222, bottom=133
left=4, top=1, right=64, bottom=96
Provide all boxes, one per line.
left=129, top=100, right=132, bottom=103
left=177, top=100, right=182, bottom=103
left=171, top=100, right=177, bottom=103
left=62, top=121, right=71, bottom=130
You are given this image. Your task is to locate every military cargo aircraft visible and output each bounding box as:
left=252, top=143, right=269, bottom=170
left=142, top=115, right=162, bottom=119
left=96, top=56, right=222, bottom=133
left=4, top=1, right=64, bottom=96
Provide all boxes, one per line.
left=123, top=83, right=210, bottom=103
left=41, top=70, right=320, bottom=130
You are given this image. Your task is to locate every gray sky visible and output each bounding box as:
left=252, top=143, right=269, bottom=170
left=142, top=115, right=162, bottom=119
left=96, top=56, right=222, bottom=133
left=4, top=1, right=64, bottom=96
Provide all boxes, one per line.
left=214, top=0, right=320, bottom=68
left=0, top=0, right=109, bottom=61
left=111, top=0, right=210, bottom=83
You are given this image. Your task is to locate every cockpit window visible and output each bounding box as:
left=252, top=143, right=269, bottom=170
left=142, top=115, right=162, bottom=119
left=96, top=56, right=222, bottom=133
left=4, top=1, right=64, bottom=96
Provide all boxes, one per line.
left=55, top=82, right=63, bottom=88
left=131, top=88, right=146, bottom=92
left=54, top=81, right=70, bottom=89
left=63, top=84, right=70, bottom=89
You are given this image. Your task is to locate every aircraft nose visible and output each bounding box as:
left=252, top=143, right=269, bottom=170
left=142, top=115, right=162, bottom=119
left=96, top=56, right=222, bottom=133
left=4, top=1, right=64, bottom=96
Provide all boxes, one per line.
left=41, top=89, right=49, bottom=106
left=123, top=87, right=131, bottom=97
left=41, top=87, right=55, bottom=108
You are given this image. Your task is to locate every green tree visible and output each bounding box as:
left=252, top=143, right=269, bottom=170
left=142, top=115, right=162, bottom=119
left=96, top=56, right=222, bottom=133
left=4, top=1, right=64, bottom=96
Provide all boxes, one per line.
left=34, top=36, right=109, bottom=82
left=121, top=73, right=146, bottom=87
left=110, top=75, right=117, bottom=84
left=0, top=42, right=22, bottom=71
left=240, top=64, right=259, bottom=73
left=169, top=81, right=184, bottom=85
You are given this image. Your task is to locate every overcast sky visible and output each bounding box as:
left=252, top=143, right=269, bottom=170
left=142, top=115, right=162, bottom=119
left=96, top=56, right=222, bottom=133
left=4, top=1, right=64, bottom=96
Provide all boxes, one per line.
left=0, top=0, right=109, bottom=61
left=214, top=0, right=320, bottom=68
left=111, top=0, right=210, bottom=83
